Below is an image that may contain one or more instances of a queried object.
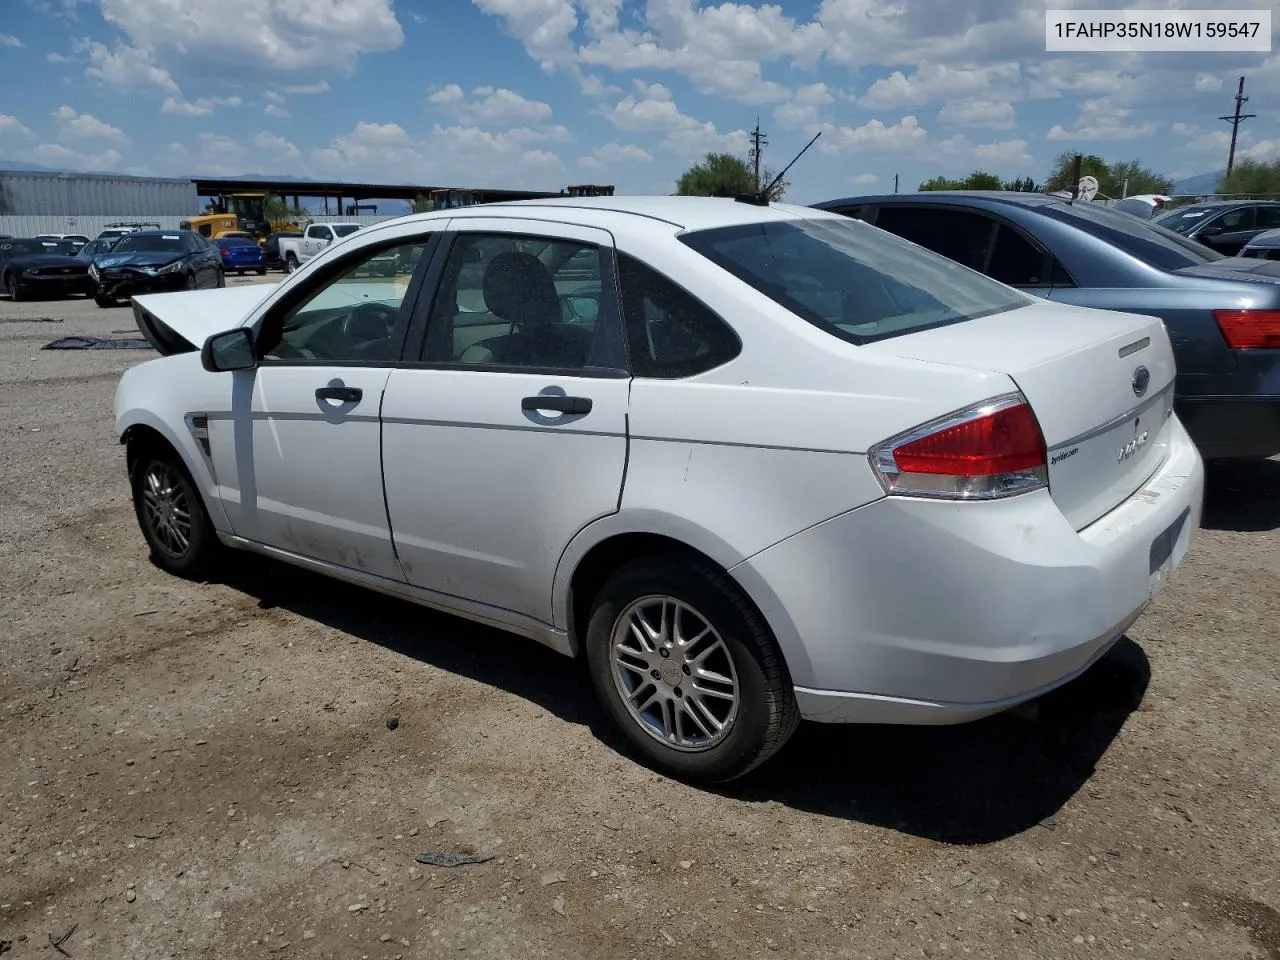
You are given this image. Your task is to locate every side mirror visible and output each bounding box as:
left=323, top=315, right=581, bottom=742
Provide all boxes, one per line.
left=201, top=327, right=257, bottom=372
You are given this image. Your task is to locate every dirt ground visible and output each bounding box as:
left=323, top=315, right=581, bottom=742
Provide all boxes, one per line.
left=1, top=280, right=1277, bottom=960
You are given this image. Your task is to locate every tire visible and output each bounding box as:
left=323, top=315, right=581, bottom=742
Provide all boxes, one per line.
left=6, top=274, right=24, bottom=302
left=256, top=268, right=267, bottom=276
left=185, top=272, right=197, bottom=290
left=128, top=442, right=218, bottom=578
left=584, top=554, right=800, bottom=783
left=285, top=253, right=299, bottom=274
left=216, top=269, right=226, bottom=288
left=94, top=294, right=116, bottom=308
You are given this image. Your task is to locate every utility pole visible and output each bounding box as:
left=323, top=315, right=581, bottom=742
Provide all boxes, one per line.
left=1219, top=76, right=1256, bottom=177
left=893, top=173, right=899, bottom=194
left=749, top=118, right=768, bottom=192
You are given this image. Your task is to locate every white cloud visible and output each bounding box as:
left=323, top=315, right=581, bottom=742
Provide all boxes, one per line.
left=28, top=142, right=124, bottom=172
left=579, top=141, right=654, bottom=170
left=1194, top=73, right=1225, bottom=92
left=859, top=63, right=1021, bottom=109
left=264, top=103, right=291, bottom=118
left=467, top=88, right=553, bottom=124
left=659, top=122, right=750, bottom=162
left=820, top=115, right=927, bottom=153
left=349, top=121, right=411, bottom=145
left=1046, top=96, right=1158, bottom=141
left=427, top=83, right=465, bottom=105
left=938, top=98, right=1016, bottom=129
left=600, top=94, right=699, bottom=132
left=579, top=73, right=622, bottom=97
left=46, top=51, right=71, bottom=62
left=472, top=0, right=579, bottom=72
left=97, top=0, right=402, bottom=77
left=160, top=95, right=242, bottom=116
left=1241, top=140, right=1280, bottom=163
left=0, top=114, right=34, bottom=138
left=937, top=134, right=1034, bottom=168
left=773, top=82, right=835, bottom=130
left=52, top=105, right=129, bottom=143
left=75, top=39, right=180, bottom=93
left=851, top=172, right=879, bottom=184
left=251, top=130, right=301, bottom=160
left=0, top=33, right=23, bottom=48
left=264, top=90, right=287, bottom=105
left=285, top=81, right=331, bottom=94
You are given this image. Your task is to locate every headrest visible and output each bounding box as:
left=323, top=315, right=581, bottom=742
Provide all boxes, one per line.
left=482, top=251, right=559, bottom=324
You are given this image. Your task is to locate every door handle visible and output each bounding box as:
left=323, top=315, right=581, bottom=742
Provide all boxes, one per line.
left=522, top=395, right=592, bottom=415
left=316, top=386, right=362, bottom=403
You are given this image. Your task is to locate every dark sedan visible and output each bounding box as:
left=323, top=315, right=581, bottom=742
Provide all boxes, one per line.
left=813, top=191, right=1280, bottom=460
left=1153, top=200, right=1280, bottom=256
left=214, top=235, right=267, bottom=275
left=0, top=238, right=92, bottom=301
left=90, top=229, right=223, bottom=307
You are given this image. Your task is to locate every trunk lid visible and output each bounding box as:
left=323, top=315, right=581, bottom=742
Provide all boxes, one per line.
left=864, top=299, right=1177, bottom=530
left=132, top=284, right=278, bottom=356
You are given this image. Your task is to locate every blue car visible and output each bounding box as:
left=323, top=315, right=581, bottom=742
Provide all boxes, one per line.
left=812, top=191, right=1280, bottom=460
left=215, top=235, right=267, bottom=276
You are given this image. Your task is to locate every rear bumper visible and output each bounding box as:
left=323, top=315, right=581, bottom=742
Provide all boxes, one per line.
left=734, top=415, right=1205, bottom=725
left=1176, top=396, right=1280, bottom=459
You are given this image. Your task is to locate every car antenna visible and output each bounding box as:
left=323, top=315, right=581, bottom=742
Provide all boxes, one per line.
left=736, top=131, right=822, bottom=206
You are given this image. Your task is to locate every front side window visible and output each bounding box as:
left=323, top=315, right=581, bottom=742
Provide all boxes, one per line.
left=257, top=239, right=430, bottom=364
left=1155, top=205, right=1221, bottom=235
left=422, top=232, right=604, bottom=371
left=306, top=226, right=329, bottom=240
left=679, top=216, right=1032, bottom=345
left=617, top=254, right=741, bottom=377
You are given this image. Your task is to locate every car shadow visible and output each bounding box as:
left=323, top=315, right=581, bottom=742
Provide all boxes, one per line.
left=212, top=556, right=1149, bottom=846
left=1201, top=457, right=1280, bottom=533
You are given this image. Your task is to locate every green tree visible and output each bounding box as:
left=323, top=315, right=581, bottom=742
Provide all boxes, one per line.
left=918, top=170, right=1003, bottom=191
left=677, top=152, right=787, bottom=201
left=1106, top=160, right=1173, bottom=197
left=1044, top=152, right=1110, bottom=192
left=1002, top=176, right=1041, bottom=192
left=412, top=192, right=433, bottom=213
left=1218, top=159, right=1280, bottom=197
left=264, top=193, right=306, bottom=224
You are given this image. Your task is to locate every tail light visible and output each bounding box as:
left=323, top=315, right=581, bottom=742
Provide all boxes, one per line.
left=220, top=247, right=230, bottom=257
left=870, top=393, right=1048, bottom=500
left=1213, top=309, right=1280, bottom=350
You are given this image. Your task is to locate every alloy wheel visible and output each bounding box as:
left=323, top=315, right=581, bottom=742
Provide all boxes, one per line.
left=140, top=461, right=193, bottom=559
left=609, top=595, right=740, bottom=752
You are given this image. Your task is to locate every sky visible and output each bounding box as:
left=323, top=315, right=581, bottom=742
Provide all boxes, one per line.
left=0, top=0, right=1278, bottom=205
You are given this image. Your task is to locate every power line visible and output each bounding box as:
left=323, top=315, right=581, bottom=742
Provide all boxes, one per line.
left=1219, top=76, right=1256, bottom=177
left=749, top=118, right=768, bottom=192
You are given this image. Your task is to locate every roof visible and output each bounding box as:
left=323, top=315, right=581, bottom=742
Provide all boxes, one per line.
left=443, top=195, right=826, bottom=231
left=813, top=191, right=1067, bottom=211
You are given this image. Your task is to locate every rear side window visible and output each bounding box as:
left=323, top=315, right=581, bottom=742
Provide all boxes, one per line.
left=679, top=217, right=1032, bottom=346
left=872, top=207, right=994, bottom=272
left=617, top=254, right=741, bottom=378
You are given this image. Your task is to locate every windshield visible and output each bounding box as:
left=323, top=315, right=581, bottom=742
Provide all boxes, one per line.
left=1040, top=200, right=1224, bottom=268
left=0, top=239, right=53, bottom=257
left=112, top=235, right=184, bottom=254
left=678, top=216, right=1032, bottom=345
left=332, top=225, right=361, bottom=237
left=1152, top=205, right=1223, bottom=235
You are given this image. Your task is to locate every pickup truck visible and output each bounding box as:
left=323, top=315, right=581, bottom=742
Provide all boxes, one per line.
left=277, top=222, right=362, bottom=272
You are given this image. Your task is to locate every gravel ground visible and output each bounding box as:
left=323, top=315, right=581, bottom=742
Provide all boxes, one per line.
left=1, top=283, right=1277, bottom=960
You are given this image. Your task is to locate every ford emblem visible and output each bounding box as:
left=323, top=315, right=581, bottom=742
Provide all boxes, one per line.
left=1131, top=365, right=1150, bottom=397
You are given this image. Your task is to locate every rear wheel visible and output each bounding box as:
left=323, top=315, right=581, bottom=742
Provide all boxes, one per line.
left=94, top=294, right=116, bottom=308
left=128, top=443, right=217, bottom=578
left=6, top=274, right=24, bottom=302
left=285, top=253, right=299, bottom=274
left=585, top=555, right=800, bottom=783
left=256, top=268, right=267, bottom=276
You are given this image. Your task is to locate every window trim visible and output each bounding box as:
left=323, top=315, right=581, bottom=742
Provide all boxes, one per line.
left=865, top=202, right=1064, bottom=289
left=396, top=228, right=630, bottom=379
left=251, top=232, right=442, bottom=369
left=614, top=250, right=743, bottom=380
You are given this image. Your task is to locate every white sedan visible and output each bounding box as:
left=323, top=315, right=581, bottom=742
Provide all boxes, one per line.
left=115, top=197, right=1204, bottom=782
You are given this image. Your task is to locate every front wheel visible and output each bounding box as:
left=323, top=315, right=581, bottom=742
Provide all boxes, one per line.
left=94, top=294, right=116, bottom=308
left=129, top=445, right=217, bottom=578
left=284, top=254, right=299, bottom=274
left=256, top=268, right=267, bottom=276
left=6, top=274, right=24, bottom=302
left=185, top=272, right=197, bottom=290
left=585, top=555, right=800, bottom=783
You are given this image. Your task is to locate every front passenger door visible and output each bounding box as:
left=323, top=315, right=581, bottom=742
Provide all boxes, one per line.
left=380, top=219, right=630, bottom=623
left=207, top=232, right=438, bottom=580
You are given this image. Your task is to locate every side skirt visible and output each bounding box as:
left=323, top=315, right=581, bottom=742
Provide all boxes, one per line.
left=216, top=532, right=574, bottom=657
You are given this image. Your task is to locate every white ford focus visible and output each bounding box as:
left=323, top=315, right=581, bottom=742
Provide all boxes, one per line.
left=115, top=197, right=1204, bottom=782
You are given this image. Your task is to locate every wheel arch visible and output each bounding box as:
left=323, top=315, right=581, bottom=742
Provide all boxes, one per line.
left=118, top=413, right=231, bottom=533
left=553, top=514, right=813, bottom=684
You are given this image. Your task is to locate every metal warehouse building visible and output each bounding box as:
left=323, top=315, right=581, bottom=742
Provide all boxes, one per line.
left=0, top=170, right=197, bottom=217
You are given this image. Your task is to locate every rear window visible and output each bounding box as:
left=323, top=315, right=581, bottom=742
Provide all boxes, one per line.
left=1042, top=201, right=1224, bottom=268
left=678, top=216, right=1033, bottom=345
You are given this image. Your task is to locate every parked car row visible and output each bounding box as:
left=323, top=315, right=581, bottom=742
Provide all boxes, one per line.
left=1, top=228, right=226, bottom=305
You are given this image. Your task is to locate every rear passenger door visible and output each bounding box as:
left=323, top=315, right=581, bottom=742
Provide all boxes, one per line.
left=380, top=218, right=630, bottom=624
left=868, top=205, right=1059, bottom=292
